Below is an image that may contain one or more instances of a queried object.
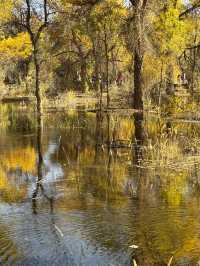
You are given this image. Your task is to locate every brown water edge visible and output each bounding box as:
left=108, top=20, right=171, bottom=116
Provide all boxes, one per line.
left=0, top=88, right=132, bottom=112
left=0, top=104, right=200, bottom=265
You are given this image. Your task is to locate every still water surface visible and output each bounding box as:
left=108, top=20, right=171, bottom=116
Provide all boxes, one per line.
left=0, top=104, right=200, bottom=265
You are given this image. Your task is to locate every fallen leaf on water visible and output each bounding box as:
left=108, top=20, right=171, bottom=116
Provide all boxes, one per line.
left=167, top=256, right=173, bottom=266
left=54, top=224, right=64, bottom=237
left=133, top=259, right=138, bottom=266
left=129, top=244, right=139, bottom=249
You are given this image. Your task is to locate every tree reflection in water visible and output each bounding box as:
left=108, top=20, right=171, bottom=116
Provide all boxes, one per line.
left=32, top=115, right=54, bottom=215
left=133, top=112, right=144, bottom=165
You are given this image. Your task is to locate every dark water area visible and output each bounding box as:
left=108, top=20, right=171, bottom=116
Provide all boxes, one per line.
left=0, top=104, right=200, bottom=265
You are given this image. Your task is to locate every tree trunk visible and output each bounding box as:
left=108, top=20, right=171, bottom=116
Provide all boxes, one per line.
left=133, top=50, right=143, bottom=110
left=80, top=59, right=87, bottom=93
left=191, top=29, right=197, bottom=93
left=104, top=29, right=110, bottom=108
left=92, top=42, right=100, bottom=91
left=111, top=50, right=116, bottom=84
left=130, top=0, right=148, bottom=111
left=94, top=58, right=100, bottom=91
left=33, top=48, right=42, bottom=115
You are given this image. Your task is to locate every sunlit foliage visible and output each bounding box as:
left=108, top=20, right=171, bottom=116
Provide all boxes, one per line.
left=0, top=0, right=13, bottom=23
left=0, top=33, right=32, bottom=59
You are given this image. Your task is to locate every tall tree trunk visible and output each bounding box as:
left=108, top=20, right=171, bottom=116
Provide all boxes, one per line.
left=111, top=50, right=116, bottom=83
left=134, top=50, right=143, bottom=110
left=33, top=47, right=42, bottom=115
left=94, top=57, right=100, bottom=91
left=92, top=40, right=100, bottom=91
left=80, top=59, right=87, bottom=93
left=99, top=63, right=103, bottom=111
left=23, top=0, right=48, bottom=116
left=130, top=0, right=148, bottom=111
left=191, top=27, right=197, bottom=93
left=104, top=29, right=110, bottom=108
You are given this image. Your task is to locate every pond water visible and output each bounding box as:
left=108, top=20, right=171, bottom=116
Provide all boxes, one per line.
left=0, top=104, right=200, bottom=265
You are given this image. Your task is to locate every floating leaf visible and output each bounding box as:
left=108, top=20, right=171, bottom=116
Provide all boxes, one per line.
left=167, top=256, right=173, bottom=266
left=129, top=244, right=139, bottom=249
left=54, top=224, right=64, bottom=237
left=133, top=259, right=138, bottom=266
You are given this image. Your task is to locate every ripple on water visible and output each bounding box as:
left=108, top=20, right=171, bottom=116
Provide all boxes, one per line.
left=0, top=200, right=133, bottom=265
left=0, top=224, right=20, bottom=265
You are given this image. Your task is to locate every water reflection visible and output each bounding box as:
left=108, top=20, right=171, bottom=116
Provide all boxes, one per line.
left=0, top=105, right=200, bottom=264
left=133, top=112, right=144, bottom=166
left=32, top=115, right=54, bottom=215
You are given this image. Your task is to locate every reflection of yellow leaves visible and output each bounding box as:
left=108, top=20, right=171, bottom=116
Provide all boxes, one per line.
left=65, top=155, right=128, bottom=201
left=2, top=147, right=36, bottom=173
left=0, top=169, right=7, bottom=188
left=0, top=169, right=26, bottom=203
left=163, top=172, right=187, bottom=206
left=179, top=238, right=198, bottom=254
left=175, top=226, right=200, bottom=258
left=1, top=186, right=27, bottom=203
left=79, top=148, right=95, bottom=164
left=119, top=118, right=133, bottom=140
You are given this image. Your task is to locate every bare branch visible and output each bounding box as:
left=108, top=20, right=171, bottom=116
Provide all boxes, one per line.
left=186, top=43, right=200, bottom=50
left=179, top=2, right=200, bottom=19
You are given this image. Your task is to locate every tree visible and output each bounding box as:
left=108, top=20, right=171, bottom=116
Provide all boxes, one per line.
left=13, top=0, right=50, bottom=115
left=151, top=1, right=188, bottom=91
left=90, top=0, right=128, bottom=106
left=48, top=0, right=129, bottom=105
left=0, top=1, right=32, bottom=88
left=128, top=0, right=149, bottom=111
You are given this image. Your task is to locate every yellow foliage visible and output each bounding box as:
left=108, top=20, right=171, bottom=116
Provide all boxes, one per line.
left=153, top=5, right=188, bottom=55
left=0, top=0, right=13, bottom=23
left=143, top=53, right=163, bottom=84
left=74, top=29, right=92, bottom=50
left=144, top=52, right=181, bottom=86
left=116, top=44, right=132, bottom=69
left=0, top=32, right=32, bottom=59
left=93, top=0, right=127, bottom=19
